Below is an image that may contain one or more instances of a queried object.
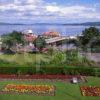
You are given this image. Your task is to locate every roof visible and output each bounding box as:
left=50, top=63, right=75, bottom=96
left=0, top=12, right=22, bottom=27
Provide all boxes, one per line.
left=43, top=31, right=60, bottom=37
left=22, top=30, right=33, bottom=34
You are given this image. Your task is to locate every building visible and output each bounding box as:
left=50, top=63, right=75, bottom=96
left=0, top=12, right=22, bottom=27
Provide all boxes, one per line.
left=43, top=31, right=60, bottom=38
left=0, top=36, right=2, bottom=43
left=22, top=30, right=37, bottom=45
left=0, top=36, right=2, bottom=51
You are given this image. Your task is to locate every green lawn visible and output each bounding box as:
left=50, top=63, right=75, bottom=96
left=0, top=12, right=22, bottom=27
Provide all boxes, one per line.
left=0, top=77, right=100, bottom=100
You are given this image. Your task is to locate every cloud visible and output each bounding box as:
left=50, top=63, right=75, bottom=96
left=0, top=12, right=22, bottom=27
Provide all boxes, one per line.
left=0, top=0, right=100, bottom=23
left=46, top=5, right=96, bottom=17
left=46, top=6, right=60, bottom=12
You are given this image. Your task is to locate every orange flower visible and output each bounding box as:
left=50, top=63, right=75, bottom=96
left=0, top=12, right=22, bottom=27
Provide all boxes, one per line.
left=2, top=84, right=55, bottom=95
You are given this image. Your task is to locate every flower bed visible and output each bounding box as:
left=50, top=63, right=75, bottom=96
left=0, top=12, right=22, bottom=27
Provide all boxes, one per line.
left=80, top=86, right=100, bottom=96
left=0, top=74, right=81, bottom=80
left=1, top=84, right=55, bottom=96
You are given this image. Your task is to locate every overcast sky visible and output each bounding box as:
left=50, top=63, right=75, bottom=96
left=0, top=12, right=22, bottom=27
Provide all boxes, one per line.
left=0, top=0, right=100, bottom=23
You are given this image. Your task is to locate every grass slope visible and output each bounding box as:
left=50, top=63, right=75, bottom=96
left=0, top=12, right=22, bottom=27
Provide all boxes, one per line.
left=0, top=53, right=50, bottom=65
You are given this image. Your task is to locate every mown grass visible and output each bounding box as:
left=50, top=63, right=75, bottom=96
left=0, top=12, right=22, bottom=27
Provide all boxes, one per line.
left=0, top=76, right=100, bottom=100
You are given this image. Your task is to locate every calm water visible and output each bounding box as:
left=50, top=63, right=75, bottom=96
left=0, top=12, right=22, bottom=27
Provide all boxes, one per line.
left=0, top=24, right=99, bottom=36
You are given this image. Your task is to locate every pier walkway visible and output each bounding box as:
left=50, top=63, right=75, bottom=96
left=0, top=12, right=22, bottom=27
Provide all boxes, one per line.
left=45, top=36, right=77, bottom=44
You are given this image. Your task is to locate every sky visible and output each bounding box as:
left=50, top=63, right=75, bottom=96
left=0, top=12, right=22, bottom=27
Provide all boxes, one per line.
left=0, top=0, right=100, bottom=23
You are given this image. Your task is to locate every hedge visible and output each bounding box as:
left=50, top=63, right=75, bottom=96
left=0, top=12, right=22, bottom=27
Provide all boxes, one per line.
left=0, top=67, right=36, bottom=74
left=0, top=66, right=100, bottom=76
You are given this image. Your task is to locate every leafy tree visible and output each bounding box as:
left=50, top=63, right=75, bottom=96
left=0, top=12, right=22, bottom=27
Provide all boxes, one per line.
left=91, top=36, right=100, bottom=52
left=33, top=36, right=46, bottom=50
left=2, top=31, right=24, bottom=49
left=79, top=27, right=100, bottom=46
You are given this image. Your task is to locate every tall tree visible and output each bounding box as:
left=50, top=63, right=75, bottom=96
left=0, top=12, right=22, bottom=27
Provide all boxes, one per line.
left=33, top=36, right=46, bottom=50
left=2, top=31, right=24, bottom=49
left=79, top=27, right=100, bottom=46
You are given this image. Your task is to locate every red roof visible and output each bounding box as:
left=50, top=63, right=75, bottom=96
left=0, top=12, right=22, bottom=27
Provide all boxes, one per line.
left=43, top=31, right=60, bottom=37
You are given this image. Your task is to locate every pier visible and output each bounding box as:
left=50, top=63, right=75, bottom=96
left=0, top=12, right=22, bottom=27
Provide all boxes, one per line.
left=45, top=36, right=77, bottom=44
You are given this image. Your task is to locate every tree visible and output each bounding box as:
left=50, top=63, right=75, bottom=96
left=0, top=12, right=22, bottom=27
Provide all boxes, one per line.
left=33, top=36, right=46, bottom=50
left=2, top=31, right=24, bottom=49
left=79, top=27, right=100, bottom=46
left=90, top=36, right=100, bottom=52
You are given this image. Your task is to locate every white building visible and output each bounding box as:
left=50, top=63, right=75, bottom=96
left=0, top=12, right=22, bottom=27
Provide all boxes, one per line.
left=0, top=36, right=3, bottom=54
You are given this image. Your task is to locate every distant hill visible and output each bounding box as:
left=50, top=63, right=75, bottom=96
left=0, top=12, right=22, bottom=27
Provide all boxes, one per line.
left=0, top=22, right=100, bottom=26
left=63, top=22, right=100, bottom=26
left=80, top=22, right=100, bottom=26
left=0, top=22, right=25, bottom=25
